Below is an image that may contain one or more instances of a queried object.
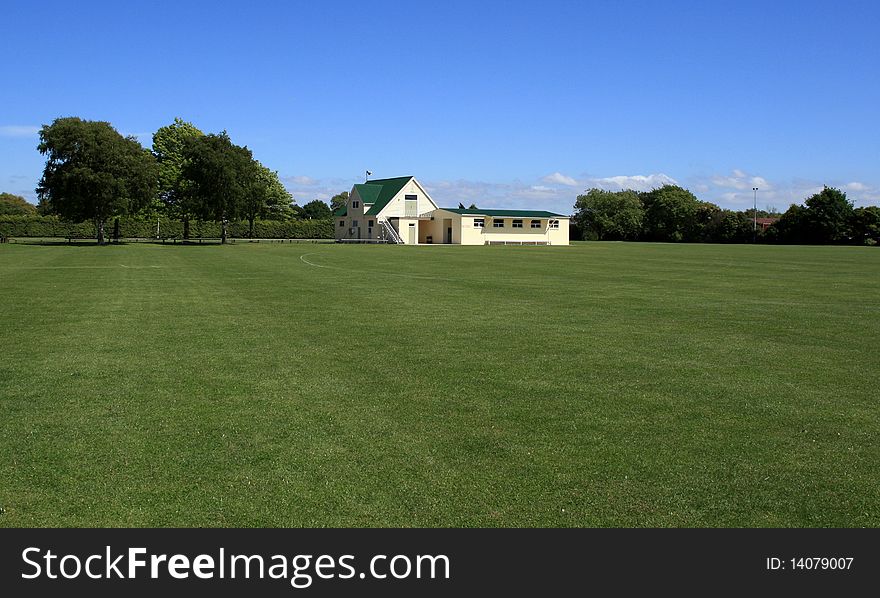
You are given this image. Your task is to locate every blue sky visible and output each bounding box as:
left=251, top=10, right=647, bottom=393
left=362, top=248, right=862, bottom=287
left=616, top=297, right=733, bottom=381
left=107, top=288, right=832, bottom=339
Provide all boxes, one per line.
left=2, top=0, right=878, bottom=214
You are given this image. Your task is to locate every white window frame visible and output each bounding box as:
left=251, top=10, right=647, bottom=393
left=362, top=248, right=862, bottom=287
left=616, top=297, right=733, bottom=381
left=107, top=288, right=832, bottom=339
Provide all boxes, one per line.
left=512, top=219, right=523, bottom=228
left=473, top=218, right=485, bottom=228
left=530, top=220, right=541, bottom=228
left=549, top=219, right=560, bottom=229
left=493, top=219, right=505, bottom=228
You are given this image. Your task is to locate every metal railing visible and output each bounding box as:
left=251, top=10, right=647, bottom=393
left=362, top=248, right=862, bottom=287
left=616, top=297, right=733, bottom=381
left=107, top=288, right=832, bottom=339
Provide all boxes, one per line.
left=379, top=218, right=404, bottom=244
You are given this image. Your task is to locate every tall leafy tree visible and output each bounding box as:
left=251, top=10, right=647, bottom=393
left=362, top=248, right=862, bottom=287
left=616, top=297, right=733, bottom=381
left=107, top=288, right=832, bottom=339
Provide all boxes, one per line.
left=850, top=206, right=880, bottom=245
left=712, top=210, right=753, bottom=243
left=639, top=185, right=701, bottom=242
left=801, top=186, right=853, bottom=244
left=0, top=193, right=37, bottom=215
left=240, top=162, right=293, bottom=237
left=181, top=132, right=254, bottom=243
left=300, top=199, right=331, bottom=220
left=573, top=189, right=644, bottom=240
left=36, top=117, right=158, bottom=244
left=769, top=204, right=807, bottom=244
left=153, top=118, right=204, bottom=237
left=329, top=191, right=348, bottom=212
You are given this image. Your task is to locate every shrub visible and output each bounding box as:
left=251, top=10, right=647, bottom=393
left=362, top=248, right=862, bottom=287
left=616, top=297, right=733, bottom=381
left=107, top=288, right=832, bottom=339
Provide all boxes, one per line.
left=0, top=216, right=334, bottom=239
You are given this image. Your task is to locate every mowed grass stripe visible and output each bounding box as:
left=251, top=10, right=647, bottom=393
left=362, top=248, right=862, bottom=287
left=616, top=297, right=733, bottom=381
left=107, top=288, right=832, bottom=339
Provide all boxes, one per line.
left=0, top=242, right=877, bottom=527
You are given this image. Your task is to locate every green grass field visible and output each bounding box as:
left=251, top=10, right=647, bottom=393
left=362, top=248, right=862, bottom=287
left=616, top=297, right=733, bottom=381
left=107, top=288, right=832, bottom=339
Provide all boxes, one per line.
left=1, top=242, right=877, bottom=527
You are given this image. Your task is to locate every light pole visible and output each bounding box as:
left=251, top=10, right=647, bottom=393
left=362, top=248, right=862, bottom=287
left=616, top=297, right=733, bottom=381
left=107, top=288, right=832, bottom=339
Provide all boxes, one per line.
left=752, top=187, right=758, bottom=243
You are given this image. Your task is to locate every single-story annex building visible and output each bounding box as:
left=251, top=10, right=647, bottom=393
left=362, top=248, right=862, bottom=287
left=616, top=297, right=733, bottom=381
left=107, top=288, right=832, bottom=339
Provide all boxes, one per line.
left=333, top=176, right=569, bottom=245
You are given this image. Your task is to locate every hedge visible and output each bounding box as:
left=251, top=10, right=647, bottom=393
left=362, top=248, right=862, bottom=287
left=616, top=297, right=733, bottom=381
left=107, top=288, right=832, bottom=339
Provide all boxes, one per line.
left=0, top=216, right=333, bottom=239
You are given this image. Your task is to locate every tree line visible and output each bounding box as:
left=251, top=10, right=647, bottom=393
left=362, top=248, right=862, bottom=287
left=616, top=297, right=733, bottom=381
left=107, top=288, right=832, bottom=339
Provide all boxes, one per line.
left=572, top=185, right=880, bottom=245
left=25, top=117, right=341, bottom=244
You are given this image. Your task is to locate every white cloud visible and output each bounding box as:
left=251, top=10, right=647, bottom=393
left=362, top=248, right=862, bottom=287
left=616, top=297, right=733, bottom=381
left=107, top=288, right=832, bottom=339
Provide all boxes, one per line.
left=540, top=172, right=578, bottom=186
left=0, top=125, right=40, bottom=137
left=277, top=171, right=880, bottom=215
left=278, top=175, right=360, bottom=204
left=588, top=173, right=677, bottom=191
left=284, top=175, right=318, bottom=186
left=710, top=169, right=771, bottom=191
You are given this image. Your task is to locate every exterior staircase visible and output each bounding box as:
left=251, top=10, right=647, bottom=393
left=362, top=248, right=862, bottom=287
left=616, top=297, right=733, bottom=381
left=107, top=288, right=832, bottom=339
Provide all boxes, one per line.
left=378, top=217, right=404, bottom=244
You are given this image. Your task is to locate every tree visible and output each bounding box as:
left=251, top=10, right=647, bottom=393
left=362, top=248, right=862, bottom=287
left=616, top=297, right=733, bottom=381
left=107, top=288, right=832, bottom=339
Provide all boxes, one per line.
left=153, top=118, right=204, bottom=237
left=639, top=185, right=701, bottom=242
left=689, top=202, right=723, bottom=242
left=181, top=132, right=254, bottom=244
left=37, top=117, right=158, bottom=244
left=573, top=189, right=644, bottom=240
left=329, top=191, right=348, bottom=213
left=801, top=186, right=853, bottom=244
left=0, top=193, right=37, bottom=215
left=712, top=210, right=753, bottom=243
left=300, top=199, right=331, bottom=220
left=240, top=162, right=293, bottom=236
left=769, top=204, right=807, bottom=244
left=850, top=206, right=880, bottom=245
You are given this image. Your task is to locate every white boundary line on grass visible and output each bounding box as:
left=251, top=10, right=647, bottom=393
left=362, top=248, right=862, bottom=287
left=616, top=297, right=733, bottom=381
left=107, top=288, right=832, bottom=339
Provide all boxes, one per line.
left=299, top=253, right=331, bottom=268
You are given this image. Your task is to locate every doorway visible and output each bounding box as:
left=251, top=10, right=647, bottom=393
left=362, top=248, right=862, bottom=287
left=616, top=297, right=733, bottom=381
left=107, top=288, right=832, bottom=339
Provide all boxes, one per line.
left=443, top=218, right=453, bottom=244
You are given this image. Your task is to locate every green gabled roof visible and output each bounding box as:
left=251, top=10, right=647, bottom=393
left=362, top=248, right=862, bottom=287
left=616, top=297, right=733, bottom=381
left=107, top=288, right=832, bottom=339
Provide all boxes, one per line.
left=362, top=176, right=414, bottom=215
left=353, top=183, right=382, bottom=206
left=333, top=205, right=347, bottom=217
left=440, top=208, right=568, bottom=218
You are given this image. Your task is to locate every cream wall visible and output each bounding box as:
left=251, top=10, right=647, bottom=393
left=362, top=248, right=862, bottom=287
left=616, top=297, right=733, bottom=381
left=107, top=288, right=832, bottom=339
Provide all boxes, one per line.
left=424, top=210, right=463, bottom=244
left=548, top=219, right=569, bottom=245
left=418, top=217, right=446, bottom=244
left=394, top=218, right=421, bottom=244
left=477, top=216, right=570, bottom=245
left=335, top=187, right=368, bottom=241
left=377, top=179, right=437, bottom=218
left=459, top=216, right=485, bottom=245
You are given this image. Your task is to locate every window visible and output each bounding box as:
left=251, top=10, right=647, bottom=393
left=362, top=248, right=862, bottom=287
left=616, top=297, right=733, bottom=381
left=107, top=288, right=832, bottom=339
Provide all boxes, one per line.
left=549, top=219, right=560, bottom=229
left=473, top=218, right=485, bottom=228
left=352, top=201, right=360, bottom=208
left=352, top=220, right=359, bottom=228
left=368, top=220, right=374, bottom=228
left=493, top=219, right=505, bottom=228
left=339, top=220, right=345, bottom=228
left=408, top=223, right=416, bottom=227
left=530, top=220, right=541, bottom=228
left=512, top=219, right=523, bottom=228
left=404, top=195, right=418, bottom=217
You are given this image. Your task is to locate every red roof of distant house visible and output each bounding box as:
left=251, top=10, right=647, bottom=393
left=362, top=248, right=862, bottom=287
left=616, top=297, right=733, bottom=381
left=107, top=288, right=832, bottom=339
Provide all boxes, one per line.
left=756, top=217, right=779, bottom=225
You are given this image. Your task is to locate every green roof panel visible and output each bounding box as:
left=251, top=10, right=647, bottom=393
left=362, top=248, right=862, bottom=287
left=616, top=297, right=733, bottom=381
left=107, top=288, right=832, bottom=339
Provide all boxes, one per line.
left=353, top=183, right=382, bottom=206
left=440, top=208, right=567, bottom=218
left=363, top=176, right=414, bottom=215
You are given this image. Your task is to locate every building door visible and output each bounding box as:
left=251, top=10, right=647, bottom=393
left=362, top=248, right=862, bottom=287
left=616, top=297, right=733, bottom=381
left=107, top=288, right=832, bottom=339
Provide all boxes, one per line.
left=408, top=223, right=416, bottom=244
left=446, top=227, right=452, bottom=244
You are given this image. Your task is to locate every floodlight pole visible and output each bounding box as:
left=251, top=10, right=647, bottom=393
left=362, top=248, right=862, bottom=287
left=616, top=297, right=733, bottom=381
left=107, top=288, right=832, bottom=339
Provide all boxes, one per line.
left=752, top=187, right=759, bottom=243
